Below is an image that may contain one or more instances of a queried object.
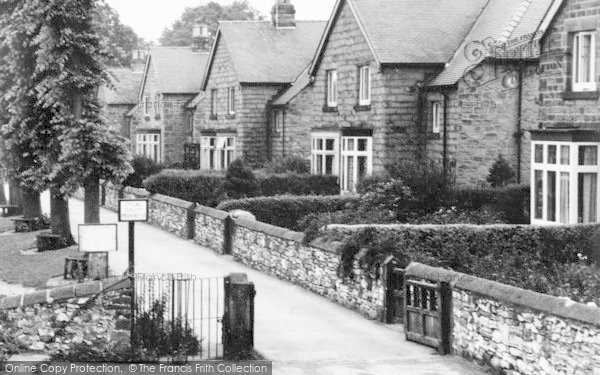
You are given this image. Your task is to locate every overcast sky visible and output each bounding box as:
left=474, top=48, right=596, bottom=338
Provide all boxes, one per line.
left=105, top=0, right=336, bottom=43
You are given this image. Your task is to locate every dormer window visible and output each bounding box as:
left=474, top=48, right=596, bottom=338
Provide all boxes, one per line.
left=326, top=70, right=337, bottom=107
left=358, top=66, right=371, bottom=105
left=572, top=31, right=597, bottom=92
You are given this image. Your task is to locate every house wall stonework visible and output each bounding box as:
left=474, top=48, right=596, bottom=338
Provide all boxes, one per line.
left=105, top=104, right=135, bottom=139
left=538, top=0, right=600, bottom=130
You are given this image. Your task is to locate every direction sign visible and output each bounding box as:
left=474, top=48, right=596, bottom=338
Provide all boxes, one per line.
left=119, top=199, right=149, bottom=222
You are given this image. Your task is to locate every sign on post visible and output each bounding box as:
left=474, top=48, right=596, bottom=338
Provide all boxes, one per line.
left=118, top=199, right=149, bottom=222
left=78, top=224, right=118, bottom=252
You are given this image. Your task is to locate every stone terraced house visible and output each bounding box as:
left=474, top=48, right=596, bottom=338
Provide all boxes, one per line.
left=98, top=68, right=144, bottom=139
left=129, top=47, right=209, bottom=165
left=186, top=0, right=326, bottom=170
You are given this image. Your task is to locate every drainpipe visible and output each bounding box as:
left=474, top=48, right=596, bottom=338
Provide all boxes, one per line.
left=442, top=91, right=450, bottom=183
left=282, top=111, right=286, bottom=158
left=515, top=67, right=524, bottom=184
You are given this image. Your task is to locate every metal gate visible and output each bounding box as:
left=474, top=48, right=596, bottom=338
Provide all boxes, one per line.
left=382, top=257, right=405, bottom=324
left=183, top=143, right=201, bottom=169
left=133, top=274, right=224, bottom=360
left=404, top=278, right=451, bottom=354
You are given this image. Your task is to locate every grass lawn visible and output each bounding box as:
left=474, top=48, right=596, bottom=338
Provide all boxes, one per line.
left=0, top=231, right=78, bottom=288
left=0, top=215, right=15, bottom=233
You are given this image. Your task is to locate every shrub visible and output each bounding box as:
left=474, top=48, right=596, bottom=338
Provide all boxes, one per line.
left=217, top=195, right=361, bottom=231
left=360, top=178, right=414, bottom=219
left=410, top=206, right=505, bottom=225
left=255, top=172, right=339, bottom=196
left=450, top=184, right=530, bottom=224
left=221, top=159, right=260, bottom=200
left=263, top=155, right=310, bottom=174
left=123, top=156, right=163, bottom=188
left=143, top=169, right=224, bottom=207
left=487, top=155, right=516, bottom=187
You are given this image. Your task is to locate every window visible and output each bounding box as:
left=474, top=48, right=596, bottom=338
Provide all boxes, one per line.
left=188, top=112, right=194, bottom=135
left=154, top=94, right=160, bottom=117
left=227, top=87, right=236, bottom=115
left=532, top=141, right=599, bottom=224
left=311, top=133, right=339, bottom=176
left=358, top=66, right=371, bottom=105
left=572, top=31, right=597, bottom=92
left=273, top=111, right=284, bottom=135
left=143, top=96, right=150, bottom=116
left=431, top=101, right=443, bottom=134
left=211, top=89, right=218, bottom=118
left=201, top=136, right=235, bottom=170
left=341, top=136, right=372, bottom=193
left=136, top=133, right=160, bottom=163
left=326, top=70, right=337, bottom=107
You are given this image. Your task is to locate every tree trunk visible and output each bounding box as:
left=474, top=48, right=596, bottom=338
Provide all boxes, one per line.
left=8, top=178, right=22, bottom=208
left=21, top=187, right=41, bottom=218
left=0, top=176, right=6, bottom=205
left=84, top=176, right=100, bottom=224
left=50, top=187, right=74, bottom=245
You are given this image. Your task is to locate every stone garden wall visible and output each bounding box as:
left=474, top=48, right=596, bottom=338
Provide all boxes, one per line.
left=122, top=186, right=150, bottom=200
left=0, top=278, right=130, bottom=356
left=406, top=263, right=600, bottom=375
left=231, top=218, right=385, bottom=319
left=194, top=206, right=229, bottom=254
left=148, top=194, right=195, bottom=240
left=103, top=182, right=123, bottom=212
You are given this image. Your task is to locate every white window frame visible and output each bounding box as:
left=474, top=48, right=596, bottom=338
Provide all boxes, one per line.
left=358, top=66, right=371, bottom=105
left=211, top=89, right=218, bottom=117
left=311, top=132, right=339, bottom=176
left=572, top=31, right=597, bottom=92
left=154, top=93, right=161, bottom=116
left=432, top=101, right=443, bottom=134
left=136, top=132, right=161, bottom=163
left=201, top=136, right=236, bottom=171
left=341, top=136, right=373, bottom=193
left=326, top=70, right=337, bottom=107
left=531, top=141, right=599, bottom=225
left=143, top=96, right=150, bottom=116
left=274, top=110, right=284, bottom=135
left=227, top=87, right=236, bottom=115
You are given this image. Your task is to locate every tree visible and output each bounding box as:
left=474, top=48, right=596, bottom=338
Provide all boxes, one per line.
left=159, top=1, right=262, bottom=47
left=487, top=155, right=516, bottom=188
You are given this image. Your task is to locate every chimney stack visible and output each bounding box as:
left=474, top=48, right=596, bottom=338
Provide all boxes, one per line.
left=271, top=0, right=296, bottom=28
left=192, top=23, right=211, bottom=51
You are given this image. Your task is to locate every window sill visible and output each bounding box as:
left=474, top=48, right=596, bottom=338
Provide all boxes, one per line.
left=226, top=114, right=236, bottom=119
left=210, top=115, right=218, bottom=120
left=562, top=90, right=599, bottom=100
left=427, top=133, right=441, bottom=140
left=354, top=104, right=371, bottom=112
left=322, top=106, right=338, bottom=113
left=143, top=115, right=151, bottom=121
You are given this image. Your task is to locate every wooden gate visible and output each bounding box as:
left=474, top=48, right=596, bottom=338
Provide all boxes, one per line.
left=404, top=278, right=451, bottom=354
left=183, top=143, right=201, bottom=169
left=383, top=257, right=405, bottom=324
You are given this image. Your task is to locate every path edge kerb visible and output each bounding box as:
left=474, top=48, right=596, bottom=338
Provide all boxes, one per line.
left=406, top=262, right=600, bottom=327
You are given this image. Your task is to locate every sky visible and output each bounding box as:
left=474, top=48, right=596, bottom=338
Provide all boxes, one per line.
left=105, top=0, right=336, bottom=43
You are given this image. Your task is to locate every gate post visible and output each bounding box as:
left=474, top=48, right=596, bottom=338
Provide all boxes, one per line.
left=439, top=281, right=452, bottom=355
left=223, top=273, right=255, bottom=359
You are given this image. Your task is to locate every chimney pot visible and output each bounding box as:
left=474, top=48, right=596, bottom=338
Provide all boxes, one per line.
left=271, top=0, right=296, bottom=28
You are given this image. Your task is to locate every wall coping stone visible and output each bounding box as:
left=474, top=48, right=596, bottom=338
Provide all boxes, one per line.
left=327, top=223, right=600, bottom=231
left=150, top=194, right=196, bottom=211
left=195, top=205, right=230, bottom=221
left=234, top=217, right=305, bottom=243
left=123, top=186, right=150, bottom=198
left=406, top=262, right=600, bottom=327
left=0, top=277, right=129, bottom=310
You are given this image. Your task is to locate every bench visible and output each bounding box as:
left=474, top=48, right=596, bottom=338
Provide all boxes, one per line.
left=11, top=217, right=39, bottom=232
left=0, top=205, right=20, bottom=217
left=64, top=254, right=88, bottom=281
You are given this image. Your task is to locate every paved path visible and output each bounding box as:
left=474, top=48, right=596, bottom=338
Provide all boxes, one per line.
left=65, top=199, right=485, bottom=375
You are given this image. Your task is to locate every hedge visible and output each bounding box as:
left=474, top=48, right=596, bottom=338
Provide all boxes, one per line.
left=143, top=170, right=340, bottom=207
left=217, top=195, right=361, bottom=231
left=450, top=184, right=530, bottom=224
left=323, top=223, right=600, bottom=304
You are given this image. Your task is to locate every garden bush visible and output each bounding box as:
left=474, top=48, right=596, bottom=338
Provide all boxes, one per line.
left=122, top=156, right=163, bottom=188
left=221, top=159, right=260, bottom=200
left=255, top=172, right=339, bottom=197
left=263, top=155, right=310, bottom=174
left=487, top=155, right=516, bottom=187
left=217, top=195, right=361, bottom=231
left=143, top=169, right=225, bottom=207
left=450, top=184, right=530, bottom=224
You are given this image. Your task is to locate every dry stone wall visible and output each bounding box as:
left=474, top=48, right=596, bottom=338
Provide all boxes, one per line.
left=194, top=206, right=229, bottom=254
left=148, top=194, right=195, bottom=239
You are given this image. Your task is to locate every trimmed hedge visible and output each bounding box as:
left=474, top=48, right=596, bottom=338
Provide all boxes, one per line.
left=217, top=195, right=361, bottom=231
left=323, top=223, right=600, bottom=304
left=143, top=169, right=339, bottom=207
left=450, top=184, right=530, bottom=224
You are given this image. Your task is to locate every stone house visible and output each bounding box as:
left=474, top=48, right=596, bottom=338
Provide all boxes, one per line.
left=98, top=68, right=144, bottom=139
left=528, top=0, right=600, bottom=225
left=271, top=0, right=561, bottom=193
left=128, top=47, right=209, bottom=165
left=187, top=0, right=326, bottom=170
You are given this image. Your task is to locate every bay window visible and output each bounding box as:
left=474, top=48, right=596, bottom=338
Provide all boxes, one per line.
left=572, top=31, right=596, bottom=92
left=136, top=132, right=160, bottom=163
left=201, top=135, right=236, bottom=170
left=311, top=133, right=338, bottom=176
left=531, top=141, right=599, bottom=224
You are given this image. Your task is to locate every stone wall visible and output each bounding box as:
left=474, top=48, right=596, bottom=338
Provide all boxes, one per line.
left=0, top=278, right=130, bottom=356
left=406, top=263, right=600, bottom=375
left=103, top=182, right=123, bottom=212
left=148, top=194, right=195, bottom=239
left=231, top=218, right=384, bottom=319
left=194, top=206, right=229, bottom=254
left=122, top=186, right=150, bottom=200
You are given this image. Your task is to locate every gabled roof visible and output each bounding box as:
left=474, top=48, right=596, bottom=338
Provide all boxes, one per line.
left=309, top=0, right=488, bottom=75
left=141, top=47, right=210, bottom=96
left=99, top=68, right=143, bottom=105
left=201, top=20, right=326, bottom=90
left=429, top=0, right=561, bottom=86
left=272, top=66, right=311, bottom=106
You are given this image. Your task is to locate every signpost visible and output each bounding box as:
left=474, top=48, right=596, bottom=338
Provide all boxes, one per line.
left=78, top=224, right=118, bottom=280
